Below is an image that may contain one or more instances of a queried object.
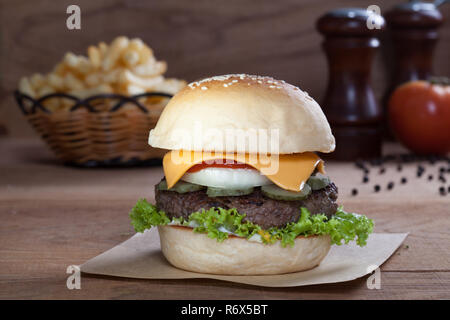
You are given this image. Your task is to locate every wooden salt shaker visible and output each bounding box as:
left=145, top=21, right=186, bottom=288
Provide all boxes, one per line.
left=317, top=8, right=385, bottom=160
left=383, top=2, right=444, bottom=136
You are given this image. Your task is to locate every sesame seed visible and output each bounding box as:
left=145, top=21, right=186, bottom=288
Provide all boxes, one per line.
left=201, top=86, right=207, bottom=90
left=269, top=85, right=276, bottom=88
left=186, top=74, right=287, bottom=91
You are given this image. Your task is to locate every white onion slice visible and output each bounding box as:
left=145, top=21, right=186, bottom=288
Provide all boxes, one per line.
left=181, top=167, right=271, bottom=189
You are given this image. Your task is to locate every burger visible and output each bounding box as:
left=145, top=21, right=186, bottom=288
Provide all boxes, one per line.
left=129, top=74, right=373, bottom=275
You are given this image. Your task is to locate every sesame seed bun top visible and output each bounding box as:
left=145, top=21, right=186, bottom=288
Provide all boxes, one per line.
left=148, top=74, right=335, bottom=154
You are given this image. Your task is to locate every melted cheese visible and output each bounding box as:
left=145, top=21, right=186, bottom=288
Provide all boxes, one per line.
left=163, top=150, right=325, bottom=192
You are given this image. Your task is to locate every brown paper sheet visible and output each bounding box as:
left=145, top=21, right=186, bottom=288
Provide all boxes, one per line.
left=81, top=229, right=407, bottom=287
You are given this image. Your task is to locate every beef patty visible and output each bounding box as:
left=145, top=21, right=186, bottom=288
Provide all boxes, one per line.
left=155, top=182, right=338, bottom=229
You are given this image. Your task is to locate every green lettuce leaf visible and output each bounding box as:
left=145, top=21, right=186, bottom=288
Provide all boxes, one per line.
left=129, top=198, right=171, bottom=232
left=129, top=199, right=373, bottom=247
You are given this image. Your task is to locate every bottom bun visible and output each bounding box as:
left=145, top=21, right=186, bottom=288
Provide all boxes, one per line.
left=158, top=225, right=331, bottom=275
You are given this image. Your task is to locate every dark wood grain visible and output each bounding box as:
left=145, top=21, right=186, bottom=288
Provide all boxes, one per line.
left=0, top=197, right=449, bottom=299
left=1, top=0, right=449, bottom=138
left=0, top=139, right=449, bottom=299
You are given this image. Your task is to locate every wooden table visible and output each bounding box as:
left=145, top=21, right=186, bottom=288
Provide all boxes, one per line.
left=0, top=138, right=449, bottom=299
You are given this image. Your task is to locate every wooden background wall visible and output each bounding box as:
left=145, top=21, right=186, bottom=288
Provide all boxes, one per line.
left=1, top=0, right=449, bottom=137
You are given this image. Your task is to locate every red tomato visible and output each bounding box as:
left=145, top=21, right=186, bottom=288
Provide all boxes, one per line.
left=388, top=80, right=450, bottom=155
left=187, top=160, right=256, bottom=173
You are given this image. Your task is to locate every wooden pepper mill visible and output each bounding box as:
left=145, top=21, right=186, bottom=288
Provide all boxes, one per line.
left=383, top=2, right=444, bottom=136
left=317, top=8, right=385, bottom=160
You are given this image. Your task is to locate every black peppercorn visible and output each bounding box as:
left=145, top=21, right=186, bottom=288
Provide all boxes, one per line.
left=351, top=188, right=358, bottom=196
left=401, top=154, right=410, bottom=163
left=401, top=177, right=407, bottom=184
left=428, top=174, right=433, bottom=181
left=439, top=186, right=446, bottom=196
left=379, top=168, right=386, bottom=174
left=374, top=185, right=381, bottom=192
left=397, top=164, right=402, bottom=172
left=417, top=166, right=425, bottom=177
left=387, top=182, right=394, bottom=190
left=363, top=176, right=369, bottom=183
left=355, top=160, right=365, bottom=170
left=439, top=175, right=446, bottom=183
left=427, top=154, right=436, bottom=164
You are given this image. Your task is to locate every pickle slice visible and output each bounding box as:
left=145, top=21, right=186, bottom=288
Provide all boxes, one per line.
left=206, top=187, right=254, bottom=197
left=156, top=180, right=168, bottom=191
left=306, top=173, right=330, bottom=190
left=261, top=183, right=311, bottom=201
left=157, top=180, right=205, bottom=193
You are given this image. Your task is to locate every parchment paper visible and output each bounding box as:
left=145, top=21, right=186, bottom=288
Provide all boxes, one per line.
left=81, top=229, right=407, bottom=287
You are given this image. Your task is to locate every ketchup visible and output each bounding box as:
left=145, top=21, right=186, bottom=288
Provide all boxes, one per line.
left=187, top=160, right=256, bottom=173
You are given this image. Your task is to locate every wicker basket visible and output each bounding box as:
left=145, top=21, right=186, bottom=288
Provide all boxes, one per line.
left=14, top=91, right=173, bottom=167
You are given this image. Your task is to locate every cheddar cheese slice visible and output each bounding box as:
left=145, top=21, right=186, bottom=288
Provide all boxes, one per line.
left=163, top=150, right=324, bottom=192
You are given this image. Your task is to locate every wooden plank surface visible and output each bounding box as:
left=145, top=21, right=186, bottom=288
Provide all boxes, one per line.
left=1, top=0, right=449, bottom=137
left=0, top=138, right=449, bottom=299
